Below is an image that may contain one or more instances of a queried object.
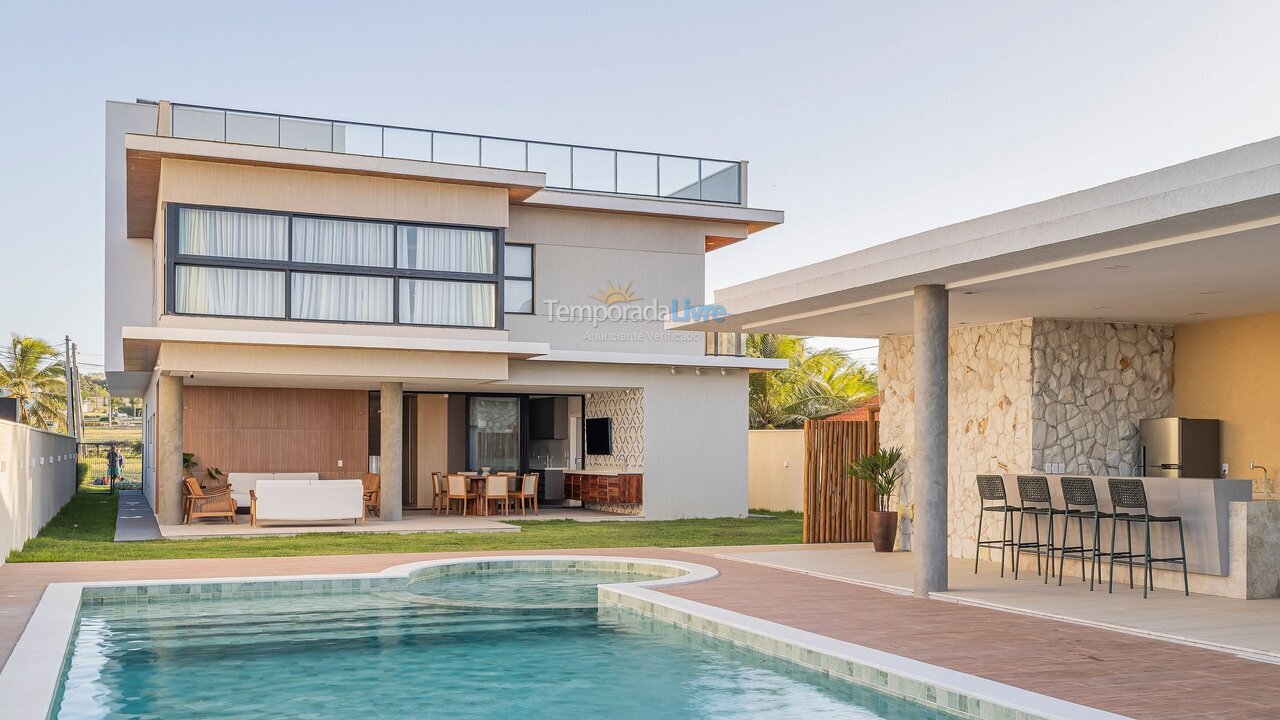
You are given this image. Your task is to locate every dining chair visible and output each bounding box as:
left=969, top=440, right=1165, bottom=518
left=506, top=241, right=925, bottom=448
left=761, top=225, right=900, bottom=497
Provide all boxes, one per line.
left=445, top=474, right=478, bottom=517
left=511, top=473, right=539, bottom=516
left=483, top=474, right=510, bottom=517
left=431, top=472, right=447, bottom=515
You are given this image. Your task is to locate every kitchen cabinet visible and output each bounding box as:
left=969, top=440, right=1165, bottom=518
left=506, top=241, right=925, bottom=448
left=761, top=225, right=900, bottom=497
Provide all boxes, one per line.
left=563, top=471, right=642, bottom=504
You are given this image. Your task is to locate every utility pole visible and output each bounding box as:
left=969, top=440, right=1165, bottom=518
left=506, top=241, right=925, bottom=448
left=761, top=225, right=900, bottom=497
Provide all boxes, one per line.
left=70, top=342, right=84, bottom=444
left=64, top=336, right=75, bottom=437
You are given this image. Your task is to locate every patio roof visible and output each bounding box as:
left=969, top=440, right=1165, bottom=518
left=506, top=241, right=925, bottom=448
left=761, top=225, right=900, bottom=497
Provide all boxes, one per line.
left=673, top=134, right=1280, bottom=337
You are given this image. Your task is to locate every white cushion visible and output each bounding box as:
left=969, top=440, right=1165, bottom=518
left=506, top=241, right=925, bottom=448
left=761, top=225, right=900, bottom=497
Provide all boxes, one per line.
left=228, top=472, right=322, bottom=506
left=253, top=478, right=363, bottom=523
left=273, top=472, right=320, bottom=482
left=228, top=472, right=274, bottom=507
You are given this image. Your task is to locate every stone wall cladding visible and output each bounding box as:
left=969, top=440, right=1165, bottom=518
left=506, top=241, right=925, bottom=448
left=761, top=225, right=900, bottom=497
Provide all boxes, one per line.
left=878, top=320, right=1033, bottom=556
left=1031, top=320, right=1173, bottom=475
left=877, top=334, right=915, bottom=549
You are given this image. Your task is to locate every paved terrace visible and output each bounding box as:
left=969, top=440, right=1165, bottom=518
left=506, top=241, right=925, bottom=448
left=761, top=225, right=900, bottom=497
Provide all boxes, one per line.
left=0, top=547, right=1275, bottom=720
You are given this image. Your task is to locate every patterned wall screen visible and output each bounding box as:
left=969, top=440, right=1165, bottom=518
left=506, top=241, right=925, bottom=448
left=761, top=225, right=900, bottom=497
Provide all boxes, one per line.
left=584, top=389, right=643, bottom=470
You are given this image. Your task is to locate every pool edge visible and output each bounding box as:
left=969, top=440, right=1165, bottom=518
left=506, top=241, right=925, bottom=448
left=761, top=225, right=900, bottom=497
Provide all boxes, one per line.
left=598, top=583, right=1133, bottom=720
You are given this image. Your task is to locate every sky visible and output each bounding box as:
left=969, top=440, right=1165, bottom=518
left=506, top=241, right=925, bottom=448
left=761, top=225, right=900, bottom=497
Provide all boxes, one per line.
left=4, top=1, right=1280, bottom=374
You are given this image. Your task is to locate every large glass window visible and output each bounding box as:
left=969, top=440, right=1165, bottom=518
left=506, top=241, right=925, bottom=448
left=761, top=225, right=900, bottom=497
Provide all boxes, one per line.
left=503, top=244, right=534, bottom=314
left=397, top=226, right=494, bottom=273
left=467, top=396, right=520, bottom=472
left=173, top=265, right=285, bottom=318
left=170, top=205, right=500, bottom=328
left=177, top=207, right=288, bottom=261
left=399, top=279, right=495, bottom=327
left=292, top=217, right=394, bottom=267
left=291, top=273, right=393, bottom=323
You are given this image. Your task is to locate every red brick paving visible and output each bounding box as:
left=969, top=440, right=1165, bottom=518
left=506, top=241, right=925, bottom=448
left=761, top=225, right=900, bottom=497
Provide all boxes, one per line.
left=1, top=548, right=1276, bottom=719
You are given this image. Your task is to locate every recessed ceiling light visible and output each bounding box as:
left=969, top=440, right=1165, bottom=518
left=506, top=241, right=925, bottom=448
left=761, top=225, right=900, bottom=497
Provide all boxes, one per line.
left=1102, top=264, right=1131, bottom=270
left=854, top=312, right=874, bottom=317
left=1199, top=290, right=1223, bottom=295
left=1091, top=306, right=1112, bottom=310
left=962, top=290, right=980, bottom=295
left=1187, top=312, right=1207, bottom=316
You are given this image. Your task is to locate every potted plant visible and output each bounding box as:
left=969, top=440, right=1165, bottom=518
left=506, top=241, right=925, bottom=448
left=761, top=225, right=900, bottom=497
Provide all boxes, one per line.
left=205, top=466, right=227, bottom=490
left=182, top=452, right=198, bottom=478
left=848, top=446, right=905, bottom=552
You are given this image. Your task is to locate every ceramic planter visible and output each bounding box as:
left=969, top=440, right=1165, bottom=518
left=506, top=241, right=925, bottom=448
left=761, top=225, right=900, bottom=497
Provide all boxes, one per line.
left=870, top=510, right=898, bottom=552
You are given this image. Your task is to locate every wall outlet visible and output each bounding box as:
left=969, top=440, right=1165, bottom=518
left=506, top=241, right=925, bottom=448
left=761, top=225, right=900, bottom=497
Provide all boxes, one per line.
left=783, top=459, right=790, bottom=468
left=337, top=460, right=344, bottom=468
left=1221, top=463, right=1228, bottom=478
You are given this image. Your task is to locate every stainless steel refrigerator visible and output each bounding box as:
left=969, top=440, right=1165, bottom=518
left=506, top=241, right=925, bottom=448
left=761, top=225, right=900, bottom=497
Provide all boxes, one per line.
left=1138, top=418, right=1221, bottom=478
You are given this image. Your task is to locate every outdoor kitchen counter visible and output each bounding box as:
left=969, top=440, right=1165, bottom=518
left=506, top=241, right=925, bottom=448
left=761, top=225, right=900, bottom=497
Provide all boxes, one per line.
left=992, top=473, right=1252, bottom=576
left=563, top=471, right=643, bottom=504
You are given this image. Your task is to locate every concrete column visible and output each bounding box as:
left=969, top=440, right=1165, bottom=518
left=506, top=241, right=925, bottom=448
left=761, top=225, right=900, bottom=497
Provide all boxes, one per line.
left=380, top=382, right=403, bottom=521
left=913, top=284, right=949, bottom=596
left=156, top=374, right=184, bottom=525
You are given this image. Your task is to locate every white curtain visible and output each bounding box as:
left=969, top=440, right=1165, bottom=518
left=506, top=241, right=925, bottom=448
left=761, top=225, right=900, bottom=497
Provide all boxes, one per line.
left=293, top=217, right=394, bottom=267
left=177, top=208, right=288, bottom=260
left=399, top=279, right=494, bottom=326
left=174, top=266, right=285, bottom=317
left=291, top=273, right=393, bottom=323
left=397, top=227, right=494, bottom=273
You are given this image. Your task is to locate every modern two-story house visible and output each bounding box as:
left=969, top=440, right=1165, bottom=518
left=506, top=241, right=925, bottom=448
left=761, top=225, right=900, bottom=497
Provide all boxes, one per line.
left=104, top=99, right=784, bottom=526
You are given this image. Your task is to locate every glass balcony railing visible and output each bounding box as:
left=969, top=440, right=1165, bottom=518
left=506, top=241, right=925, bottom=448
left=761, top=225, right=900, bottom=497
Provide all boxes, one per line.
left=168, top=103, right=745, bottom=205
left=705, top=332, right=747, bottom=357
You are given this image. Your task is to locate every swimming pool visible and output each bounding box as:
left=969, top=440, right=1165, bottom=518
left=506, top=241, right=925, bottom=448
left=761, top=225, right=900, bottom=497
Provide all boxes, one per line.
left=4, top=557, right=1124, bottom=720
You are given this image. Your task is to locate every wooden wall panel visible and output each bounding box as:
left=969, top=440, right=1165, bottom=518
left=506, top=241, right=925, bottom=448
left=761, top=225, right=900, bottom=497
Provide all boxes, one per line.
left=182, top=386, right=369, bottom=480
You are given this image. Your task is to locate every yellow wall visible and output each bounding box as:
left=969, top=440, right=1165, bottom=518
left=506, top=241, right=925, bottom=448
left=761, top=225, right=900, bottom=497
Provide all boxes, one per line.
left=748, top=429, right=804, bottom=512
left=1173, top=310, right=1280, bottom=486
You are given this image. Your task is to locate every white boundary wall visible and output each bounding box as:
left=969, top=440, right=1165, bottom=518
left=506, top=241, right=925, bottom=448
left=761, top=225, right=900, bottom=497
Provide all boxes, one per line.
left=0, top=420, right=77, bottom=562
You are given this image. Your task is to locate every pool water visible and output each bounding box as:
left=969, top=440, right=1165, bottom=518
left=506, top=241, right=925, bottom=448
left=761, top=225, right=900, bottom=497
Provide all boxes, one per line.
left=53, top=569, right=951, bottom=720
left=405, top=566, right=666, bottom=608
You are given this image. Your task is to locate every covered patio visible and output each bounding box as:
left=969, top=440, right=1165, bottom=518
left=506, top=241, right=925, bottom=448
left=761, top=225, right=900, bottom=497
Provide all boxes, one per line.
left=678, top=134, right=1280, bottom=599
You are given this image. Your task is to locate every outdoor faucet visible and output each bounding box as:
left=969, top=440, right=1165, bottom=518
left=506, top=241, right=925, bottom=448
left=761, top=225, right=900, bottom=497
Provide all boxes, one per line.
left=1249, top=461, right=1271, bottom=496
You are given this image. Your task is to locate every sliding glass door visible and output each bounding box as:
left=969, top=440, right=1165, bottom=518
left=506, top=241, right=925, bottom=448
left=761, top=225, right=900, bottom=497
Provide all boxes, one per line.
left=467, top=396, right=520, bottom=472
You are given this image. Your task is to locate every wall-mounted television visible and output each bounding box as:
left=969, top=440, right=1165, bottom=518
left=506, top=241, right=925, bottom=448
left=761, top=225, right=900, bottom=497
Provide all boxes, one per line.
left=584, top=417, right=612, bottom=456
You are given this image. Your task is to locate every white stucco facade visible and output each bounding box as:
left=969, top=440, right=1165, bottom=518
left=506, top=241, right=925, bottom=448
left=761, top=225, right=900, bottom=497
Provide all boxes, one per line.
left=106, top=99, right=783, bottom=523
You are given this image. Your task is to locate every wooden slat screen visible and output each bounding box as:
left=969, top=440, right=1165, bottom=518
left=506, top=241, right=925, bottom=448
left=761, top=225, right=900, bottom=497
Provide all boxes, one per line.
left=182, top=386, right=368, bottom=480
left=802, top=417, right=879, bottom=543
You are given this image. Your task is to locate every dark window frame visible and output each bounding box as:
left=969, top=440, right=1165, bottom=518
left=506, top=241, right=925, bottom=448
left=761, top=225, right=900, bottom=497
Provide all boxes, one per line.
left=502, top=242, right=535, bottom=315
left=165, top=202, right=506, bottom=330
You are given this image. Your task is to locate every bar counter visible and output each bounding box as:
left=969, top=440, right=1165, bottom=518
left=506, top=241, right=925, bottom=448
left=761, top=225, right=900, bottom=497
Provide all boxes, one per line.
left=992, top=473, right=1253, bottom=576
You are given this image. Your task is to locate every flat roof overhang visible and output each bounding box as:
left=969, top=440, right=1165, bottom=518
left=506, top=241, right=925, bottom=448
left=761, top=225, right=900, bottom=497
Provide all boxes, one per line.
left=515, top=189, right=784, bottom=251
left=124, top=134, right=548, bottom=239
left=672, top=135, right=1280, bottom=336
left=109, top=329, right=550, bottom=395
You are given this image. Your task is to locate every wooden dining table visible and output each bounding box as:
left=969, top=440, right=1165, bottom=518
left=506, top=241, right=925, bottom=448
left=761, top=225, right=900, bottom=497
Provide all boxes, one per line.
left=460, top=472, right=521, bottom=515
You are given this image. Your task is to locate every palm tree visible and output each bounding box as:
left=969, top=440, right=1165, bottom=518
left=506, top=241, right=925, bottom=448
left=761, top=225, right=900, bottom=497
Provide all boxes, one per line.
left=746, top=334, right=877, bottom=429
left=0, top=334, right=67, bottom=432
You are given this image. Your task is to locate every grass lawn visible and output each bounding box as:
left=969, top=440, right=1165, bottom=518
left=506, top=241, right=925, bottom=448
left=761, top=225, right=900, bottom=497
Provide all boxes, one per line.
left=8, top=484, right=802, bottom=563
left=81, top=425, right=142, bottom=445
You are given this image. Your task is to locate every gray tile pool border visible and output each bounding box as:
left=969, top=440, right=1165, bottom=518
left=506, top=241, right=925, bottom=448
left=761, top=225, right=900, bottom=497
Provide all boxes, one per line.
left=0, top=555, right=1131, bottom=720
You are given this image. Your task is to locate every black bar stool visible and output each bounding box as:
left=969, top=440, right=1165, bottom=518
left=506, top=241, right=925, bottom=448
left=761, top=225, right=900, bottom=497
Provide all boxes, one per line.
left=1015, top=475, right=1066, bottom=583
left=1107, top=478, right=1190, bottom=598
left=974, top=475, right=1020, bottom=577
left=1058, top=477, right=1114, bottom=590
